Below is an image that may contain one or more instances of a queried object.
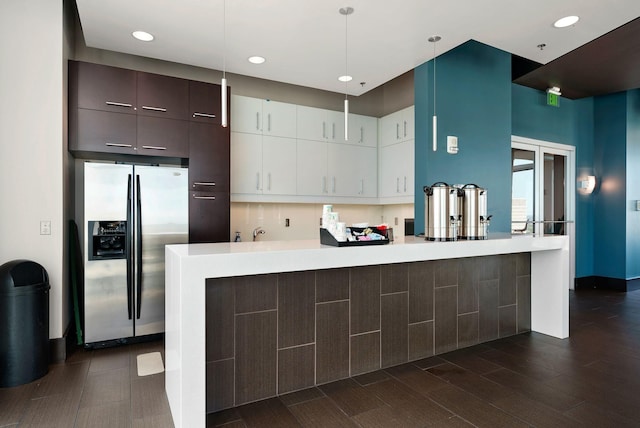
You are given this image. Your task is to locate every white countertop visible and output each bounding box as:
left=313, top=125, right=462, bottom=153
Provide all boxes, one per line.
left=166, top=234, right=567, bottom=279
left=165, top=233, right=570, bottom=428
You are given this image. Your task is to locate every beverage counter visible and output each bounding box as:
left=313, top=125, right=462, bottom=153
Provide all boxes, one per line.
left=165, top=234, right=569, bottom=427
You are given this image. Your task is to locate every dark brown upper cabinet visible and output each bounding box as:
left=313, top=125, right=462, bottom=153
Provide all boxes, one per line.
left=190, top=80, right=224, bottom=125
left=71, top=61, right=137, bottom=115
left=137, top=72, right=189, bottom=120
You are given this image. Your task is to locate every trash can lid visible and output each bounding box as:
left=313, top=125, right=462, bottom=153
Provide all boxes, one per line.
left=0, top=260, right=49, bottom=293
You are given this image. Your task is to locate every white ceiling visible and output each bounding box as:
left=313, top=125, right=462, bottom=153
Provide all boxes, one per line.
left=75, top=0, right=640, bottom=96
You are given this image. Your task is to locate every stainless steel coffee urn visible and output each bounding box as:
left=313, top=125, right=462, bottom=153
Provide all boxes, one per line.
left=458, top=183, right=492, bottom=240
left=424, top=182, right=463, bottom=241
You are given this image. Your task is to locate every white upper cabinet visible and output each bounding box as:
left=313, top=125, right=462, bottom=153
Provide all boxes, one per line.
left=328, top=144, right=377, bottom=197
left=231, top=95, right=296, bottom=138
left=231, top=94, right=381, bottom=202
left=231, top=132, right=296, bottom=195
left=230, top=132, right=262, bottom=194
left=379, top=105, right=414, bottom=147
left=348, top=113, right=378, bottom=147
left=296, top=140, right=328, bottom=196
left=379, top=139, right=414, bottom=199
left=297, top=105, right=345, bottom=143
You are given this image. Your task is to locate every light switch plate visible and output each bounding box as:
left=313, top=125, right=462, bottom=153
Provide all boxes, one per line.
left=40, top=220, right=51, bottom=235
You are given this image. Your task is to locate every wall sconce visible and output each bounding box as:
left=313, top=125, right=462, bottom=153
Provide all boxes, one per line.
left=577, top=175, right=596, bottom=194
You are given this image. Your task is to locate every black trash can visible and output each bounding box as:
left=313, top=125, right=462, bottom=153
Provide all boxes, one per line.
left=0, top=260, right=50, bottom=387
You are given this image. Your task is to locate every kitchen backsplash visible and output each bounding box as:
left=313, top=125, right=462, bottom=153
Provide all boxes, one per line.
left=230, top=203, right=414, bottom=242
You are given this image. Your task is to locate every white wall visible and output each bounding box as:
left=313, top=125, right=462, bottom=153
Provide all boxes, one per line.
left=0, top=1, right=65, bottom=338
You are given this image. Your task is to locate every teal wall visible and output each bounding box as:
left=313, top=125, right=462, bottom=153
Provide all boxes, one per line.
left=414, top=40, right=512, bottom=234
left=594, top=93, right=627, bottom=279
left=625, top=90, right=640, bottom=278
left=414, top=40, right=639, bottom=281
left=511, top=84, right=595, bottom=278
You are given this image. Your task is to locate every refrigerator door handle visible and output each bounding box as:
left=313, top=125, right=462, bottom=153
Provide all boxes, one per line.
left=136, top=174, right=143, bottom=320
left=126, top=174, right=133, bottom=320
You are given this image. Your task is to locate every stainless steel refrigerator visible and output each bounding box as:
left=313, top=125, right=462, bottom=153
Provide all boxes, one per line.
left=82, top=161, right=188, bottom=346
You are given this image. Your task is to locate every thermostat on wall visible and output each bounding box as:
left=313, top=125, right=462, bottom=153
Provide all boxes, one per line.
left=447, top=136, right=458, bottom=154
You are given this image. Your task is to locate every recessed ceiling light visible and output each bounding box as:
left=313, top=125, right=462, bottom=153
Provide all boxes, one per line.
left=338, top=75, right=352, bottom=82
left=248, top=56, right=266, bottom=64
left=132, top=30, right=154, bottom=42
left=553, top=16, right=579, bottom=28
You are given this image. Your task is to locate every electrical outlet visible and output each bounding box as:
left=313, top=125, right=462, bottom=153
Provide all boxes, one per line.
left=40, top=221, right=51, bottom=235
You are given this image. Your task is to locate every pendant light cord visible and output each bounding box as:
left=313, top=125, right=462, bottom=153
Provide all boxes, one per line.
left=345, top=10, right=348, bottom=101
left=432, top=41, right=436, bottom=118
left=223, top=0, right=226, bottom=80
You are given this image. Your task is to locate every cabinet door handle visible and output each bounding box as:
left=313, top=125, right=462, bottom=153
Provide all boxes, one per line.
left=267, top=172, right=271, bottom=191
left=267, top=114, right=271, bottom=132
left=396, top=123, right=400, bottom=140
left=332, top=176, right=336, bottom=193
left=360, top=179, right=364, bottom=195
left=360, top=127, right=364, bottom=144
left=322, top=122, right=326, bottom=139
left=105, top=101, right=133, bottom=108
left=332, top=123, right=335, bottom=140
left=322, top=176, right=327, bottom=193
left=256, top=172, right=260, bottom=190
left=404, top=120, right=407, bottom=137
left=256, top=112, right=260, bottom=130
left=192, top=194, right=216, bottom=200
left=141, top=106, right=168, bottom=112
left=105, top=142, right=132, bottom=148
left=193, top=182, right=216, bottom=187
left=396, top=177, right=400, bottom=193
left=141, top=145, right=167, bottom=150
left=404, top=176, right=407, bottom=192
left=193, top=112, right=216, bottom=119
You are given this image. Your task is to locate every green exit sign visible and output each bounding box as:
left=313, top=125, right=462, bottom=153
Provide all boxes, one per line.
left=547, top=92, right=559, bottom=107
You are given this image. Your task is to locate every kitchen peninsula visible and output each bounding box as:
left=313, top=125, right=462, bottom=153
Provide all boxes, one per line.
left=165, top=235, right=569, bottom=428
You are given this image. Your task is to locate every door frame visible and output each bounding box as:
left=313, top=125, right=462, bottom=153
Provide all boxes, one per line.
left=512, top=135, right=576, bottom=289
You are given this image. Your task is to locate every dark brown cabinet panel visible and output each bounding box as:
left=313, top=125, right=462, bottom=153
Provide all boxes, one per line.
left=69, top=60, right=231, bottom=244
left=190, top=81, right=223, bottom=124
left=189, top=191, right=230, bottom=243
left=137, top=72, right=189, bottom=120
left=72, top=109, right=137, bottom=155
left=137, top=116, right=189, bottom=158
left=189, top=122, right=230, bottom=191
left=71, top=61, right=137, bottom=114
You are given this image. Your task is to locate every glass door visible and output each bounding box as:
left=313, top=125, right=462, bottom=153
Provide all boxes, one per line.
left=512, top=136, right=575, bottom=287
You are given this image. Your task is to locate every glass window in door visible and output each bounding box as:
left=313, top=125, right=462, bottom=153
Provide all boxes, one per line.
left=511, top=148, right=535, bottom=234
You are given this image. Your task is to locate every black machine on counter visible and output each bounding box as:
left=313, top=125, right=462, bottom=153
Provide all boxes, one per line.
left=424, top=182, right=492, bottom=241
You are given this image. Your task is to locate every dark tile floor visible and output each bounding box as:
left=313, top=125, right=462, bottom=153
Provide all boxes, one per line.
left=0, top=340, right=172, bottom=428
left=2, top=288, right=640, bottom=427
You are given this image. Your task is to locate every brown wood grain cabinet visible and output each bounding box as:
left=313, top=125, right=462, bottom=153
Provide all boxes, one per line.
left=69, top=60, right=231, bottom=243
left=72, top=61, right=137, bottom=114
left=189, top=191, right=230, bottom=243
left=69, top=60, right=189, bottom=158
left=188, top=83, right=230, bottom=243
left=190, top=80, right=224, bottom=125
left=137, top=72, right=189, bottom=120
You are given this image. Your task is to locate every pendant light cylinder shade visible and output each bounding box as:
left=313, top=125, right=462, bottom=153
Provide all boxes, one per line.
left=221, top=78, right=227, bottom=128
left=344, top=99, right=349, bottom=141
left=432, top=115, right=437, bottom=151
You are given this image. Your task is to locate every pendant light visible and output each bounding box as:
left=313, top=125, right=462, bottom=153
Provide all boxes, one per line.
left=339, top=7, right=353, bottom=141
left=221, top=0, right=228, bottom=128
left=428, top=35, right=441, bottom=151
